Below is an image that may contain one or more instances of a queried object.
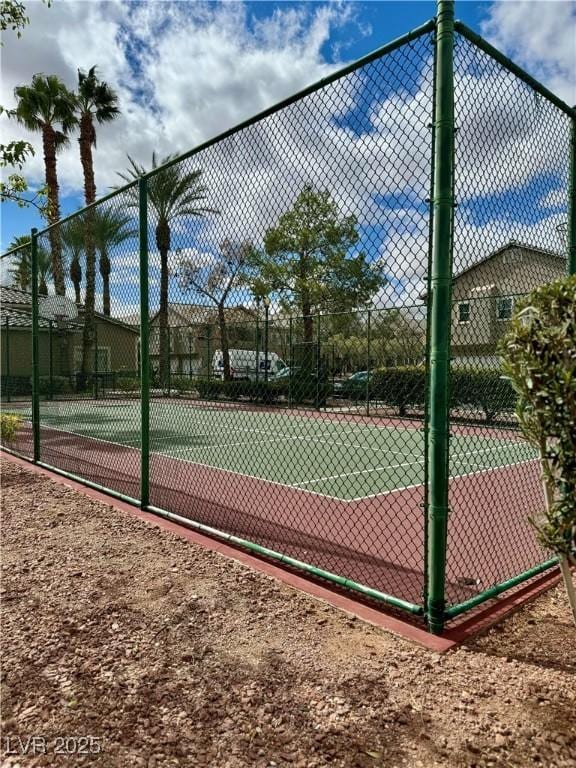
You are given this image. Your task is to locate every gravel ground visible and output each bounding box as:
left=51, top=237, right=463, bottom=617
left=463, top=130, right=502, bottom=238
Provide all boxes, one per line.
left=1, top=458, right=575, bottom=768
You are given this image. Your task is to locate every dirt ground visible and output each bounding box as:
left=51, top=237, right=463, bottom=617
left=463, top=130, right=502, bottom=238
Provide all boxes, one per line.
left=1, top=458, right=575, bottom=768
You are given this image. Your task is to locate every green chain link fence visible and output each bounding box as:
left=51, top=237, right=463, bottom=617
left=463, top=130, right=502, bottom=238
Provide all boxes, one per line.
left=1, top=1, right=574, bottom=633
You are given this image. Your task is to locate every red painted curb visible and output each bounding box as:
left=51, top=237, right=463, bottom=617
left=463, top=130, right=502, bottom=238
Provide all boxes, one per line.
left=1, top=450, right=562, bottom=652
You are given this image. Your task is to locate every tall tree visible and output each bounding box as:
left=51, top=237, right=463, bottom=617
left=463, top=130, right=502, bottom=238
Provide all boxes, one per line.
left=117, top=153, right=218, bottom=389
left=13, top=74, right=76, bottom=294
left=61, top=217, right=86, bottom=304
left=257, top=184, right=384, bottom=344
left=178, top=240, right=253, bottom=381
left=7, top=234, right=52, bottom=295
left=92, top=209, right=137, bottom=316
left=7, top=235, right=32, bottom=291
left=75, top=66, right=120, bottom=374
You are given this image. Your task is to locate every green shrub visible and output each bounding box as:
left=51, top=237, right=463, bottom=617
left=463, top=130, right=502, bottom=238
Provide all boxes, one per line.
left=368, top=365, right=515, bottom=421
left=38, top=376, right=71, bottom=396
left=451, top=368, right=516, bottom=422
left=500, top=275, right=576, bottom=560
left=370, top=366, right=426, bottom=416
left=196, top=379, right=223, bottom=399
left=1, top=376, right=31, bottom=396
left=0, top=413, right=21, bottom=443
left=117, top=377, right=140, bottom=393
left=171, top=377, right=197, bottom=393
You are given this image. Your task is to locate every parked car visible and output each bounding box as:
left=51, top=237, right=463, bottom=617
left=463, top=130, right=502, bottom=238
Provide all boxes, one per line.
left=334, top=370, right=370, bottom=399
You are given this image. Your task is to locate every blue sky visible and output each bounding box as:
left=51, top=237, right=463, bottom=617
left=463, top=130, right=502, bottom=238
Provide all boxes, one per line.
left=0, top=1, right=574, bottom=311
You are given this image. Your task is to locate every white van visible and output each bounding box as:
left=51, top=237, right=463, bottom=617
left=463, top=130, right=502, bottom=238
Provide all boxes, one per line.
left=211, top=349, right=287, bottom=380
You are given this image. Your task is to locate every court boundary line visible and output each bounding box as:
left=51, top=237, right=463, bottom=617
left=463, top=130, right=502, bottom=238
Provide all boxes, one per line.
left=28, top=418, right=540, bottom=505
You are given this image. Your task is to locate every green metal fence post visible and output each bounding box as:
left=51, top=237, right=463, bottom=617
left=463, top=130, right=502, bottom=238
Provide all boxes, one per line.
left=426, top=0, right=456, bottom=634
left=5, top=316, right=10, bottom=403
left=568, top=114, right=576, bottom=275
left=139, top=178, right=150, bottom=508
left=49, top=320, right=54, bottom=400
left=315, top=312, right=321, bottom=410
left=31, top=228, right=40, bottom=462
left=93, top=324, right=99, bottom=400
left=206, top=325, right=212, bottom=379
left=366, top=309, right=371, bottom=416
left=288, top=316, right=293, bottom=408
left=264, top=298, right=270, bottom=383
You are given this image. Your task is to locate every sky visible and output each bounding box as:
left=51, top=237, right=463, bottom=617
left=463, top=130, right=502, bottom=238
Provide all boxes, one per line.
left=0, top=0, right=575, bottom=313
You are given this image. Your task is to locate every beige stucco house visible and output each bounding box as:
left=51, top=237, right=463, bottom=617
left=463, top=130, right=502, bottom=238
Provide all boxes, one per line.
left=1, top=285, right=140, bottom=389
left=122, top=302, right=257, bottom=377
left=445, top=242, right=565, bottom=364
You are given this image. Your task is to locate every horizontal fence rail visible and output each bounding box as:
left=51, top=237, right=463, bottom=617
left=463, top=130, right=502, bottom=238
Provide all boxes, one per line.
left=1, top=4, right=573, bottom=633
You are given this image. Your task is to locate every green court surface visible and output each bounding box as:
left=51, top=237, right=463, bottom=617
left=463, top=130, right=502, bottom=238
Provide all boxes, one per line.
left=14, top=401, right=537, bottom=502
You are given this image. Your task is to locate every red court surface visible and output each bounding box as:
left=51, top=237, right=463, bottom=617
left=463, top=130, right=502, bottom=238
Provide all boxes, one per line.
left=0, top=450, right=561, bottom=650
left=6, top=411, right=551, bottom=623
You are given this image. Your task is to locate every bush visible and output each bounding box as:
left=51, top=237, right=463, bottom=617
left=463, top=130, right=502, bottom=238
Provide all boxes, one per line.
left=196, top=379, right=223, bottom=400
left=500, top=275, right=576, bottom=559
left=368, top=365, right=516, bottom=421
left=117, top=377, right=140, bottom=393
left=171, top=377, right=197, bottom=393
left=1, top=375, right=31, bottom=396
left=0, top=413, right=21, bottom=443
left=370, top=366, right=426, bottom=416
left=451, top=368, right=516, bottom=422
left=39, top=376, right=71, bottom=396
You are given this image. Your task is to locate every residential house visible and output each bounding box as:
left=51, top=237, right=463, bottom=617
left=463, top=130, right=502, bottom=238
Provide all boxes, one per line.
left=0, top=285, right=140, bottom=390
left=122, top=302, right=257, bottom=377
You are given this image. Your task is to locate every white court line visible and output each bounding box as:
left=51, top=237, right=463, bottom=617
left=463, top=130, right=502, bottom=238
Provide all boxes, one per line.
left=346, top=456, right=540, bottom=503
left=24, top=417, right=538, bottom=504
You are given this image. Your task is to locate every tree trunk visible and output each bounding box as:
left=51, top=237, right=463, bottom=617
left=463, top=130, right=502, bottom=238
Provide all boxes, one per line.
left=100, top=248, right=111, bottom=316
left=39, top=277, right=48, bottom=296
left=218, top=302, right=231, bottom=381
left=79, top=115, right=97, bottom=380
left=156, top=218, right=170, bottom=390
left=70, top=257, right=82, bottom=304
left=42, top=125, right=65, bottom=295
left=80, top=211, right=96, bottom=379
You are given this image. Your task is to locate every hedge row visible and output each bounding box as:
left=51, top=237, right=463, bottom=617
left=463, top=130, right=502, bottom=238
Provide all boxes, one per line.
left=171, top=375, right=331, bottom=405
left=367, top=366, right=516, bottom=422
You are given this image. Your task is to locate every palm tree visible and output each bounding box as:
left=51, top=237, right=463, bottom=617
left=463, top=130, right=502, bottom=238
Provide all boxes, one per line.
left=92, top=209, right=137, bottom=316
left=117, top=153, right=218, bottom=388
left=13, top=74, right=77, bottom=295
left=7, top=235, right=52, bottom=295
left=8, top=235, right=32, bottom=291
left=75, top=65, right=120, bottom=374
left=61, top=217, right=86, bottom=304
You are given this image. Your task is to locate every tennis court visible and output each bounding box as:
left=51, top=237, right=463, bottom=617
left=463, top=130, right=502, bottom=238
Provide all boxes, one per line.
left=10, top=400, right=537, bottom=503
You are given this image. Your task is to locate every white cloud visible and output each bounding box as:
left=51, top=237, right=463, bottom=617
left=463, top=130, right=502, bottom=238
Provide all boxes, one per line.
left=0, top=0, right=358, bottom=199
left=480, top=0, right=576, bottom=105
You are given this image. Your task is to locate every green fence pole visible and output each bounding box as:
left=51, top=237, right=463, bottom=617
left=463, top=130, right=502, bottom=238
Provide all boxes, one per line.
left=49, top=320, right=54, bottom=400
left=5, top=316, right=10, bottom=403
left=139, top=178, right=150, bottom=508
left=264, top=300, right=270, bottom=383
left=288, top=316, right=293, bottom=408
left=426, top=0, right=456, bottom=634
left=167, top=325, right=171, bottom=396
left=93, top=324, right=99, bottom=400
left=366, top=309, right=371, bottom=416
left=568, top=115, right=576, bottom=275
left=255, top=300, right=260, bottom=387
left=207, top=325, right=211, bottom=379
left=31, top=228, right=40, bottom=462
left=315, top=312, right=321, bottom=409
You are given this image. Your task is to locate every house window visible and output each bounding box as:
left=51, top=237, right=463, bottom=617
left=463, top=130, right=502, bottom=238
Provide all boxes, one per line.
left=496, top=296, right=514, bottom=321
left=458, top=302, right=470, bottom=323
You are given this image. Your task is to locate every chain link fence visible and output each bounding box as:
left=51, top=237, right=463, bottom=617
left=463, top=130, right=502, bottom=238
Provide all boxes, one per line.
left=1, top=7, right=574, bottom=632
